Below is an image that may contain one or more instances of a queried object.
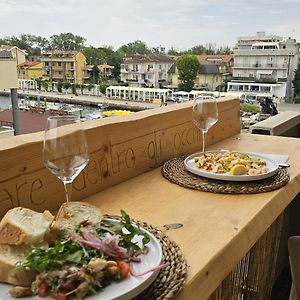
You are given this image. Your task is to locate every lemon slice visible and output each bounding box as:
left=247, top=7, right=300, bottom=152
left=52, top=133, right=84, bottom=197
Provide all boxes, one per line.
left=228, top=164, right=248, bottom=175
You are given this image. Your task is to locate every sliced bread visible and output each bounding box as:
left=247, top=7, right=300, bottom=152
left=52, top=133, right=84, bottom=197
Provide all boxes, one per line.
left=50, top=201, right=102, bottom=234
left=0, top=208, right=54, bottom=245
left=0, top=244, right=36, bottom=287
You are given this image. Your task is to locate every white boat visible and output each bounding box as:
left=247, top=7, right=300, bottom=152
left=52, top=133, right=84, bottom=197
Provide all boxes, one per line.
left=86, top=111, right=102, bottom=120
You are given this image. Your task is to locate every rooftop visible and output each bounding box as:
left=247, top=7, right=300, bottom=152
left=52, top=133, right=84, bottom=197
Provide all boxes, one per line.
left=124, top=54, right=175, bottom=63
left=0, top=110, right=47, bottom=134
left=197, top=55, right=233, bottom=64
left=0, top=45, right=27, bottom=54
left=42, top=50, right=79, bottom=58
left=17, top=61, right=41, bottom=68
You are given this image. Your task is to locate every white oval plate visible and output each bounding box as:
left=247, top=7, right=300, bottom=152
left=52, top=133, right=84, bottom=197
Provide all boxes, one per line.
left=0, top=219, right=162, bottom=300
left=184, top=150, right=279, bottom=182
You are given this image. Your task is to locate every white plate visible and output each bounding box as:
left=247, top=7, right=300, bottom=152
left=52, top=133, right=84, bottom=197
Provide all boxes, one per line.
left=184, top=150, right=279, bottom=182
left=0, top=219, right=162, bottom=300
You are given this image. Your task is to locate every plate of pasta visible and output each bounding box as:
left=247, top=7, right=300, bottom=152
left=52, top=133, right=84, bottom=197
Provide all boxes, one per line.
left=184, top=150, right=279, bottom=181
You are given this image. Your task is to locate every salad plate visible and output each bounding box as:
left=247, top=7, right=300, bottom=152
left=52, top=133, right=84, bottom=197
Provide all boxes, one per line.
left=184, top=150, right=279, bottom=182
left=0, top=219, right=162, bottom=300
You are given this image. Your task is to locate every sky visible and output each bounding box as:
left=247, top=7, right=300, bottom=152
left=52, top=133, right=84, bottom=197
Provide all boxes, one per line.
left=0, top=0, right=300, bottom=51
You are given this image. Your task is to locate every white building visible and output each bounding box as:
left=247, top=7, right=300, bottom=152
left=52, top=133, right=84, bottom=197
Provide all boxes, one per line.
left=120, top=54, right=175, bottom=88
left=227, top=32, right=300, bottom=102
left=106, top=85, right=172, bottom=103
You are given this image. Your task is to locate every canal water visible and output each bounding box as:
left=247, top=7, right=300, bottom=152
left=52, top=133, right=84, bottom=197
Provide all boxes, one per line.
left=0, top=95, right=101, bottom=119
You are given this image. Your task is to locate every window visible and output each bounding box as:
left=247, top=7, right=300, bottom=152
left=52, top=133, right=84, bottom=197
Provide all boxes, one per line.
left=147, top=64, right=153, bottom=71
left=132, top=64, right=138, bottom=71
left=58, top=62, right=62, bottom=67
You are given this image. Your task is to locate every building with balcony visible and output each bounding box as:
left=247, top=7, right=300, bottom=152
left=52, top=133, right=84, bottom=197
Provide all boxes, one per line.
left=170, top=55, right=230, bottom=91
left=40, top=50, right=88, bottom=84
left=98, top=64, right=114, bottom=78
left=86, top=64, right=115, bottom=82
left=0, top=45, right=26, bottom=65
left=120, top=54, right=175, bottom=88
left=227, top=31, right=300, bottom=102
left=17, top=61, right=43, bottom=80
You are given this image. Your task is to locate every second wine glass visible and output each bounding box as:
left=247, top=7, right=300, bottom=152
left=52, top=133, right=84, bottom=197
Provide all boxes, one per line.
left=192, top=96, right=218, bottom=153
left=43, top=115, right=89, bottom=204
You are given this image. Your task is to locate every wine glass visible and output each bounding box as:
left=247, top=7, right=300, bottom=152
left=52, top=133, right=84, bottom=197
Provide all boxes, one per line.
left=192, top=96, right=218, bottom=153
left=43, top=115, right=89, bottom=204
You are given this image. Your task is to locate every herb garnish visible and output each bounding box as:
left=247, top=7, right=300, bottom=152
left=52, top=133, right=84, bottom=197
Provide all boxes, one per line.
left=114, top=209, right=150, bottom=250
left=16, top=240, right=106, bottom=273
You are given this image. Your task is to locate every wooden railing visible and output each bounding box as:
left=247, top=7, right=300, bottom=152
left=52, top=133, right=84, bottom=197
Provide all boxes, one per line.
left=0, top=96, right=240, bottom=217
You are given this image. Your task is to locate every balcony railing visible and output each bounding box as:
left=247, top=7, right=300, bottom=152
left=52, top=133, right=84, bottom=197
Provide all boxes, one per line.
left=233, top=63, right=288, bottom=69
left=234, top=49, right=296, bottom=56
left=231, top=77, right=285, bottom=84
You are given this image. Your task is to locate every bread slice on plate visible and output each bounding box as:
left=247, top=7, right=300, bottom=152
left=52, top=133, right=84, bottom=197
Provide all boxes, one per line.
left=0, top=207, right=54, bottom=246
left=0, top=244, right=36, bottom=287
left=51, top=201, right=102, bottom=233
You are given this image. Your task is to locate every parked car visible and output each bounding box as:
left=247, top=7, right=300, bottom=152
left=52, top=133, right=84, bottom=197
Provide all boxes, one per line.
left=166, top=94, right=179, bottom=103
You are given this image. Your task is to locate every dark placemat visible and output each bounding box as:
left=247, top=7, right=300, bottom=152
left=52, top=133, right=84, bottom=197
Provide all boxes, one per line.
left=105, top=215, right=188, bottom=300
left=162, top=156, right=290, bottom=194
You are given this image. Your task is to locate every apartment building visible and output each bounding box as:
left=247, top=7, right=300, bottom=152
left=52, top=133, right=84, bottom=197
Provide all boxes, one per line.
left=17, top=61, right=43, bottom=80
left=0, top=45, right=26, bottom=65
left=197, top=55, right=233, bottom=76
left=170, top=54, right=233, bottom=91
left=0, top=50, right=18, bottom=89
left=40, top=50, right=88, bottom=84
left=120, top=54, right=175, bottom=88
left=227, top=32, right=300, bottom=102
left=170, top=63, right=223, bottom=91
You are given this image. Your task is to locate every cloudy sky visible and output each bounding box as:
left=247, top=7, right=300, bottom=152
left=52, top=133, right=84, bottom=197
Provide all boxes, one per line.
left=0, top=0, right=300, bottom=51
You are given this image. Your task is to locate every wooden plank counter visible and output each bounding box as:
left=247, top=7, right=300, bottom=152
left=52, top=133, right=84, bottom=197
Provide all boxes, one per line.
left=82, top=133, right=300, bottom=299
left=1, top=97, right=299, bottom=299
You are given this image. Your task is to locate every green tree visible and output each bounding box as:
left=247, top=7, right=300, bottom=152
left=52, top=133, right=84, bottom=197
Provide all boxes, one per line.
left=57, top=82, right=63, bottom=93
left=118, top=40, right=150, bottom=55
left=87, top=84, right=94, bottom=94
left=108, top=50, right=124, bottom=79
left=83, top=46, right=107, bottom=65
left=167, top=47, right=181, bottom=56
left=100, top=83, right=110, bottom=94
left=1, top=34, right=49, bottom=55
left=63, top=82, right=71, bottom=91
left=189, top=44, right=206, bottom=55
left=50, top=33, right=86, bottom=51
left=216, top=46, right=232, bottom=55
left=42, top=80, right=49, bottom=92
left=151, top=45, right=166, bottom=54
left=205, top=43, right=216, bottom=54
left=176, top=55, right=200, bottom=92
left=293, top=63, right=300, bottom=97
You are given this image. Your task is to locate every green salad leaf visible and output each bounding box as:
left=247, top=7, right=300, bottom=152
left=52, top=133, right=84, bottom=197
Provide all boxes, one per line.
left=116, top=210, right=150, bottom=250
left=16, top=240, right=105, bottom=273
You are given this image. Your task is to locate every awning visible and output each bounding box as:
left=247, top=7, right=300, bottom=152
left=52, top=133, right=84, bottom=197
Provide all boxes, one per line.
left=257, top=70, right=273, bottom=75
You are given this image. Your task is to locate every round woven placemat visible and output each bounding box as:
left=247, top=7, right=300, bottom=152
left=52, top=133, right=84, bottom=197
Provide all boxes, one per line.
left=105, top=215, right=188, bottom=300
left=162, top=156, right=290, bottom=194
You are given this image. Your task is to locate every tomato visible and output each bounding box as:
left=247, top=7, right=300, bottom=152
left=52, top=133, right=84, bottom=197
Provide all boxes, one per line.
left=60, top=280, right=78, bottom=293
left=116, top=260, right=130, bottom=279
left=37, top=282, right=49, bottom=297
left=50, top=292, right=66, bottom=300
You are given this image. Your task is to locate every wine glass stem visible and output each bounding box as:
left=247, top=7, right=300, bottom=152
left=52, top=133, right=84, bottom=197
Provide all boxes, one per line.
left=63, top=181, right=72, bottom=204
left=202, top=130, right=207, bottom=153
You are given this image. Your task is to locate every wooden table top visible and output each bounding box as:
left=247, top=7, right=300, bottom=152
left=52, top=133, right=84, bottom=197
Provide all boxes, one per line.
left=83, top=133, right=300, bottom=299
